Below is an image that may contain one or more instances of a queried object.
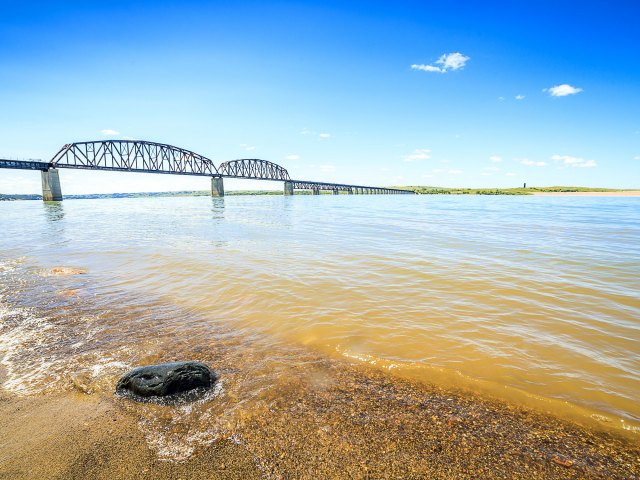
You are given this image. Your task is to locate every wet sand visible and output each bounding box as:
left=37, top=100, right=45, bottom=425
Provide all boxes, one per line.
left=1, top=357, right=638, bottom=479
left=532, top=191, right=640, bottom=196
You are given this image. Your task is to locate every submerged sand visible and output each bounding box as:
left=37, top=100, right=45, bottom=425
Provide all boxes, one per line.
left=532, top=191, right=640, bottom=196
left=1, top=357, right=638, bottom=479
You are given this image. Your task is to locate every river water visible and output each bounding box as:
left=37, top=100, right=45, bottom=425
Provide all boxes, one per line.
left=0, top=194, right=638, bottom=453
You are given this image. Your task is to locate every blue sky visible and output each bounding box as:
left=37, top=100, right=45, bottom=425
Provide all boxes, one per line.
left=1, top=0, right=639, bottom=193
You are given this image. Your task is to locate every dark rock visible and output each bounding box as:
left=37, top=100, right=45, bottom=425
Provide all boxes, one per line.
left=116, top=361, right=217, bottom=400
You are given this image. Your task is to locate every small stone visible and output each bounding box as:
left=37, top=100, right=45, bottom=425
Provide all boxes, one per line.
left=49, top=267, right=87, bottom=276
left=116, top=361, right=217, bottom=400
left=552, top=454, right=575, bottom=467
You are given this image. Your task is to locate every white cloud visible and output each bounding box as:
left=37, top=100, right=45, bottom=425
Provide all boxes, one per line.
left=448, top=169, right=463, bottom=174
left=551, top=154, right=597, bottom=168
left=484, top=166, right=500, bottom=172
left=411, top=64, right=442, bottom=72
left=319, top=133, right=331, bottom=139
left=240, top=144, right=256, bottom=151
left=300, top=128, right=312, bottom=135
left=634, top=156, right=640, bottom=160
left=515, top=94, right=525, bottom=100
left=498, top=96, right=505, bottom=101
left=100, top=129, right=120, bottom=135
left=433, top=168, right=445, bottom=173
left=545, top=84, right=583, bottom=97
left=284, top=154, right=300, bottom=161
left=411, top=52, right=470, bottom=74
left=506, top=172, right=517, bottom=177
left=489, top=155, right=502, bottom=163
left=320, top=165, right=336, bottom=172
left=521, top=159, right=547, bottom=167
left=404, top=149, right=431, bottom=162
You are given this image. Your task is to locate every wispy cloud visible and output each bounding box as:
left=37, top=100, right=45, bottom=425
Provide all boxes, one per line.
left=411, top=52, right=470, bottom=74
left=545, top=84, right=583, bottom=97
left=489, top=155, right=502, bottom=163
left=634, top=156, right=640, bottom=160
left=100, top=129, right=119, bottom=135
left=506, top=172, right=517, bottom=177
left=404, top=149, right=431, bottom=162
left=240, top=143, right=256, bottom=151
left=515, top=94, right=525, bottom=100
left=284, top=154, right=300, bottom=161
left=484, top=166, right=500, bottom=172
left=521, top=159, right=547, bottom=167
left=320, top=165, right=336, bottom=172
left=301, top=129, right=331, bottom=139
left=551, top=154, right=597, bottom=168
left=448, top=169, right=463, bottom=175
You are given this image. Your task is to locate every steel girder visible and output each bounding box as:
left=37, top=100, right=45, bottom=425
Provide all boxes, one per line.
left=50, top=140, right=219, bottom=176
left=218, top=159, right=290, bottom=181
left=0, top=159, right=50, bottom=170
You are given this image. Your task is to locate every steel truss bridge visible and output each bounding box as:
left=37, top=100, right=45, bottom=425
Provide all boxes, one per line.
left=0, top=140, right=415, bottom=200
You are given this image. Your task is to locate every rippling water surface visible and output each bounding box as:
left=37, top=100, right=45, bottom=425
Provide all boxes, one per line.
left=1, top=195, right=639, bottom=442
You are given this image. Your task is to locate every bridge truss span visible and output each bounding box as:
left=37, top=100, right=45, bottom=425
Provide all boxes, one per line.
left=289, top=179, right=414, bottom=194
left=50, top=140, right=219, bottom=176
left=1, top=139, right=416, bottom=199
left=218, top=159, right=290, bottom=181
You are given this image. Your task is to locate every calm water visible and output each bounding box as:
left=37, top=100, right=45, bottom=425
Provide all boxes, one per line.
left=1, top=194, right=639, bottom=445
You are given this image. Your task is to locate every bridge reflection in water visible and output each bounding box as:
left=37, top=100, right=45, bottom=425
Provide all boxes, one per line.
left=0, top=140, right=415, bottom=200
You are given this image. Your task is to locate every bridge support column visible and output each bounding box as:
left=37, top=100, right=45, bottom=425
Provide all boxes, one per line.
left=41, top=168, right=62, bottom=201
left=211, top=176, right=224, bottom=197
left=284, top=181, right=294, bottom=196
left=333, top=190, right=339, bottom=195
left=348, top=188, right=353, bottom=194
left=312, top=188, right=320, bottom=195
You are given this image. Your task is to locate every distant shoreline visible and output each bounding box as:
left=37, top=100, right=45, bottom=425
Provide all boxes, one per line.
left=532, top=191, right=640, bottom=196
left=3, top=187, right=640, bottom=201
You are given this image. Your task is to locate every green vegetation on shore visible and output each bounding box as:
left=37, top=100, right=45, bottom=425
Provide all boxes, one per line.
left=399, top=186, right=629, bottom=195
left=1, top=186, right=634, bottom=201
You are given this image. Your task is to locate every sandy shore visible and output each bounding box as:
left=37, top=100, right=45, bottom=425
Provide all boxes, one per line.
left=1, top=358, right=638, bottom=479
left=532, top=191, right=640, bottom=196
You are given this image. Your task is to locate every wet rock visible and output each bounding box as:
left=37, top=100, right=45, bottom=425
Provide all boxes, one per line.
left=49, top=267, right=87, bottom=276
left=116, top=361, right=217, bottom=400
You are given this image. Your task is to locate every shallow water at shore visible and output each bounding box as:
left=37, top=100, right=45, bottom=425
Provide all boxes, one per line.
left=0, top=195, right=639, bottom=445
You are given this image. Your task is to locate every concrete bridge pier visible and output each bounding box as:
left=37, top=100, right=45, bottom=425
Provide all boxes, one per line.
left=41, top=168, right=62, bottom=201
left=312, top=188, right=320, bottom=195
left=211, top=176, right=224, bottom=197
left=333, top=190, right=339, bottom=195
left=348, top=188, right=353, bottom=194
left=284, top=180, right=294, bottom=196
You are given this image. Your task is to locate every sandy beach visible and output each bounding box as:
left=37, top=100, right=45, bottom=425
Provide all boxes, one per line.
left=532, top=191, right=640, bottom=196
left=1, top=357, right=639, bottom=479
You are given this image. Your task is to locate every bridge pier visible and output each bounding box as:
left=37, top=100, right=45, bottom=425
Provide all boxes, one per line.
left=284, top=180, right=294, bottom=196
left=333, top=190, right=339, bottom=195
left=211, top=176, right=224, bottom=197
left=312, top=188, right=320, bottom=195
left=41, top=168, right=62, bottom=201
left=348, top=188, right=353, bottom=194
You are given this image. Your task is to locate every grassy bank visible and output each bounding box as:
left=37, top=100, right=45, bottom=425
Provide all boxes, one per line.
left=399, top=186, right=629, bottom=195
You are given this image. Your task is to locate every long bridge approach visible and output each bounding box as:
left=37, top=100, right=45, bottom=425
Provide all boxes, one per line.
left=0, top=140, right=415, bottom=200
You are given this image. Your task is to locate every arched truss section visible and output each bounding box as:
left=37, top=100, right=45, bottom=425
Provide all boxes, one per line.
left=218, top=159, right=290, bottom=181
left=50, top=140, right=219, bottom=176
